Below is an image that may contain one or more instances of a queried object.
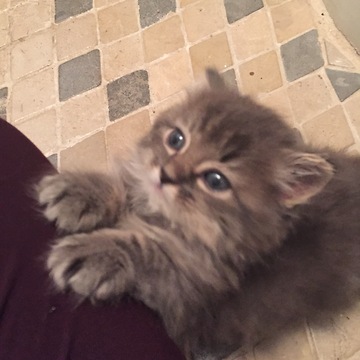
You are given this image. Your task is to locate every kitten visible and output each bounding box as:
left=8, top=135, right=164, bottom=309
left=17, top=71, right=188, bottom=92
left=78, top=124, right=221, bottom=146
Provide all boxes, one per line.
left=36, top=69, right=360, bottom=358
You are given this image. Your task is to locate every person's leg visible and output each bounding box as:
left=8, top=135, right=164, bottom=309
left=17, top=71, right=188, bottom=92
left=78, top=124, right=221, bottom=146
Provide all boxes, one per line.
left=0, top=118, right=185, bottom=360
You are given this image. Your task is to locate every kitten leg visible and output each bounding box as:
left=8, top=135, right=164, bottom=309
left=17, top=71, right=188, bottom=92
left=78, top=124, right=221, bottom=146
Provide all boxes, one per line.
left=36, top=172, right=126, bottom=233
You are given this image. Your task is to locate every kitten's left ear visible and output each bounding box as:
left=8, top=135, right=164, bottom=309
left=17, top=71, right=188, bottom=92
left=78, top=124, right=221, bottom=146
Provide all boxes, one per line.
left=205, top=68, right=226, bottom=90
left=276, top=152, right=334, bottom=208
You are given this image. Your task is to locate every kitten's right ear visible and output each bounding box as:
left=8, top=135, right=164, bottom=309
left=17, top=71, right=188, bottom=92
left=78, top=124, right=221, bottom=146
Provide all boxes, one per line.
left=276, top=152, right=334, bottom=208
left=205, top=68, right=226, bottom=90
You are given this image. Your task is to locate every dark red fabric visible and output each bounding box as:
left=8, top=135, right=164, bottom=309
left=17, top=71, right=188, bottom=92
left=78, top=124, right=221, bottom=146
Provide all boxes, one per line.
left=0, top=118, right=185, bottom=360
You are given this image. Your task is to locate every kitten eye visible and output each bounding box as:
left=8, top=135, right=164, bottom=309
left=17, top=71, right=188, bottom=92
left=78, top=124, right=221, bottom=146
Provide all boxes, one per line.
left=167, top=128, right=185, bottom=151
left=202, top=171, right=230, bottom=191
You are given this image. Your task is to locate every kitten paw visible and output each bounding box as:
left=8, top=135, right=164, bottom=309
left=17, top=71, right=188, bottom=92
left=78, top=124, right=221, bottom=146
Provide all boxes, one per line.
left=36, top=173, right=119, bottom=233
left=47, top=233, right=133, bottom=301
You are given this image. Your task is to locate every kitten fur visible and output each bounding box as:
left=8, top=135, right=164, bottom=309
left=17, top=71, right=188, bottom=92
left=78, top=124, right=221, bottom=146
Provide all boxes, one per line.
left=36, top=69, right=360, bottom=358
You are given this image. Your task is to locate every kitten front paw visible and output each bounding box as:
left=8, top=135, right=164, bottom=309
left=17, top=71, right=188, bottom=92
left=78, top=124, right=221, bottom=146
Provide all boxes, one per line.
left=47, top=233, right=133, bottom=301
left=37, top=173, right=119, bottom=233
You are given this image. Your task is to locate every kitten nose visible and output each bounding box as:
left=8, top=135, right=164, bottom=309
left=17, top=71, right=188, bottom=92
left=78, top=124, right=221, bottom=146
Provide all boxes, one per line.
left=160, top=167, right=176, bottom=185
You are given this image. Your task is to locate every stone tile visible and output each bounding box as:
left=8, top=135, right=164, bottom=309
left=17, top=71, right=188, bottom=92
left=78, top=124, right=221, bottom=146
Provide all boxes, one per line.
left=281, top=29, right=324, bottom=82
left=0, top=87, right=7, bottom=120
left=59, top=49, right=101, bottom=102
left=258, top=88, right=294, bottom=125
left=56, top=13, right=98, bottom=61
left=16, top=108, right=57, bottom=154
left=324, top=40, right=354, bottom=69
left=287, top=73, right=335, bottom=124
left=230, top=9, right=273, bottom=62
left=139, top=0, right=176, bottom=28
left=303, top=106, right=354, bottom=149
left=106, top=110, right=151, bottom=158
left=0, top=11, right=9, bottom=47
left=0, top=46, right=10, bottom=85
left=224, top=0, right=263, bottom=24
left=10, top=0, right=51, bottom=40
left=270, top=0, right=314, bottom=43
left=107, top=70, right=150, bottom=121
left=148, top=50, right=192, bottom=102
left=11, top=30, right=53, bottom=80
left=47, top=153, right=58, bottom=169
left=103, top=33, right=143, bottom=82
left=222, top=68, right=237, bottom=90
left=55, top=0, right=92, bottom=23
left=344, top=91, right=360, bottom=138
left=239, top=50, right=283, bottom=95
left=60, top=131, right=108, bottom=171
left=59, top=88, right=107, bottom=144
left=189, top=32, right=232, bottom=78
left=97, top=0, right=138, bottom=44
left=11, top=67, right=56, bottom=120
left=182, top=0, right=226, bottom=43
left=143, top=15, right=184, bottom=62
left=325, top=68, right=360, bottom=102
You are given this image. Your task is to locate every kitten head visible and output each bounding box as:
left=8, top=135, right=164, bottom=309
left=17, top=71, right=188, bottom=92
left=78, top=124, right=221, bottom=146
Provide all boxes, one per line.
left=131, top=70, right=334, bottom=260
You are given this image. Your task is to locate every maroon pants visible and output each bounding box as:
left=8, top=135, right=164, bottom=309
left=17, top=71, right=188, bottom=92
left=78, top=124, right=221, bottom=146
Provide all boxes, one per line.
left=0, top=118, right=184, bottom=360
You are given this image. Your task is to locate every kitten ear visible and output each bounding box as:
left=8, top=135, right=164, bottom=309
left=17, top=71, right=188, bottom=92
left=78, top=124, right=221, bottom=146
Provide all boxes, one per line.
left=205, top=68, right=226, bottom=90
left=276, top=152, right=334, bottom=208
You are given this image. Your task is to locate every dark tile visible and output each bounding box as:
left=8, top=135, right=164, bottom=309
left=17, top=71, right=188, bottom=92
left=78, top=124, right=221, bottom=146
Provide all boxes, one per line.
left=224, top=0, right=263, bottom=24
left=55, top=0, right=93, bottom=23
left=221, top=68, right=237, bottom=89
left=325, top=68, right=360, bottom=102
left=138, top=0, right=176, bottom=28
left=47, top=154, right=58, bottom=169
left=0, top=87, right=8, bottom=120
left=107, top=70, right=150, bottom=121
left=59, top=50, right=101, bottom=102
left=281, top=29, right=324, bottom=82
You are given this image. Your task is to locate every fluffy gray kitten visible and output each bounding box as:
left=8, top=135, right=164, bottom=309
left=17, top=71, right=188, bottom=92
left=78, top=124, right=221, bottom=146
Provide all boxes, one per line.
left=37, top=70, right=360, bottom=358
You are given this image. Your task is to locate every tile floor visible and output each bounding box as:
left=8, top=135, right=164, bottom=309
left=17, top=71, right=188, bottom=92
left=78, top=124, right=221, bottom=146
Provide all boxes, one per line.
left=1, top=0, right=360, bottom=358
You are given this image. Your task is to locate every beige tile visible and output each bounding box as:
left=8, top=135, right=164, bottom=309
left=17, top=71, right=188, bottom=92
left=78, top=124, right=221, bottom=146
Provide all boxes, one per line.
left=60, top=88, right=107, bottom=144
left=16, top=108, right=57, bottom=154
left=0, top=1, right=8, bottom=11
left=180, top=0, right=199, bottom=6
left=254, top=327, right=316, bottom=360
left=11, top=30, right=53, bottom=80
left=182, top=0, right=225, bottom=43
left=56, top=13, right=97, bottom=61
left=143, top=15, right=184, bottom=63
left=239, top=50, right=283, bottom=95
left=270, top=0, right=314, bottom=43
left=97, top=0, right=138, bottom=44
left=10, top=0, right=51, bottom=41
left=60, top=131, right=108, bottom=171
left=103, top=33, right=143, bottom=82
left=230, top=9, right=273, bottom=62
left=11, top=67, right=56, bottom=120
left=303, top=106, right=354, bottom=149
left=148, top=50, right=193, bottom=102
left=257, top=88, right=294, bottom=126
left=287, top=73, right=335, bottom=124
left=264, top=0, right=288, bottom=6
left=150, top=91, right=186, bottom=122
left=0, top=11, right=9, bottom=47
left=189, top=32, right=232, bottom=78
left=344, top=91, right=360, bottom=138
left=0, top=46, right=10, bottom=85
left=106, top=110, right=151, bottom=158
